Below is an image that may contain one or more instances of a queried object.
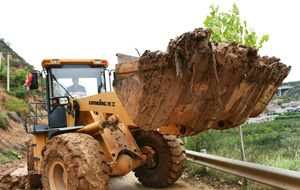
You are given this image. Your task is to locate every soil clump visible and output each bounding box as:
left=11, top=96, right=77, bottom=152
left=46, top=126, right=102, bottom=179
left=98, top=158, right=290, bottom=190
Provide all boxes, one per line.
left=114, top=28, right=291, bottom=134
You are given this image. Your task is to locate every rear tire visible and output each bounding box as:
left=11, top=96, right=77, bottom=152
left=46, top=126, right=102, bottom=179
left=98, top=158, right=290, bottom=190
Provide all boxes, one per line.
left=26, top=139, right=42, bottom=189
left=134, top=130, right=186, bottom=188
left=41, top=133, right=110, bottom=190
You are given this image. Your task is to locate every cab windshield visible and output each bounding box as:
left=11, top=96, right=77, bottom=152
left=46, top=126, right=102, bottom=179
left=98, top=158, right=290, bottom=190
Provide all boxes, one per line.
left=49, top=65, right=106, bottom=99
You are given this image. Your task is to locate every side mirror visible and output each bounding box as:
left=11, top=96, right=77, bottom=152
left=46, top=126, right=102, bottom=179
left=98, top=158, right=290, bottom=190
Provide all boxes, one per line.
left=29, top=72, right=39, bottom=90
left=24, top=72, right=39, bottom=90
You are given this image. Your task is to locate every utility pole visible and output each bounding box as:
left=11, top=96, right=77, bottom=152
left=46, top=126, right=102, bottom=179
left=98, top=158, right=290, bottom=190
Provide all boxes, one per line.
left=1, top=52, right=14, bottom=91
left=7, top=53, right=9, bottom=91
left=0, top=52, right=2, bottom=72
left=238, top=126, right=246, bottom=161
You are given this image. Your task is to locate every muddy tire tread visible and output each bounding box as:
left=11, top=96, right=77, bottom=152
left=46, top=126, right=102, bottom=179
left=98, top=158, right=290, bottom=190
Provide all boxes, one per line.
left=134, top=130, right=186, bottom=188
left=41, top=133, right=110, bottom=190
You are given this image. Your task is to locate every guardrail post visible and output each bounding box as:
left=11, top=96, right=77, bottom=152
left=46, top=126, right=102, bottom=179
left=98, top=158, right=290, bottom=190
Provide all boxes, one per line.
left=238, top=125, right=247, bottom=186
left=200, top=149, right=209, bottom=172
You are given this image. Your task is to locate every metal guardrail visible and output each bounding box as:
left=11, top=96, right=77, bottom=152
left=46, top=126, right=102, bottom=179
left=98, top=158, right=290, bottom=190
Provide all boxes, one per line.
left=186, top=150, right=300, bottom=190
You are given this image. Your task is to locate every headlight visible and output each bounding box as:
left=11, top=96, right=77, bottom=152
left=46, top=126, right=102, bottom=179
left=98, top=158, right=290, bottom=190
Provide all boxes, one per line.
left=50, top=96, right=70, bottom=106
left=59, top=97, right=69, bottom=105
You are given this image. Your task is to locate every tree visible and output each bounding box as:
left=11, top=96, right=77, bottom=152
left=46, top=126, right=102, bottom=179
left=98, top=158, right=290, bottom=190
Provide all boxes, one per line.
left=203, top=3, right=269, bottom=51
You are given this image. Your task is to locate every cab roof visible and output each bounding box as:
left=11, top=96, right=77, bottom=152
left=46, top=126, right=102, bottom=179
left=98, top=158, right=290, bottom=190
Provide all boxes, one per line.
left=41, top=59, right=108, bottom=68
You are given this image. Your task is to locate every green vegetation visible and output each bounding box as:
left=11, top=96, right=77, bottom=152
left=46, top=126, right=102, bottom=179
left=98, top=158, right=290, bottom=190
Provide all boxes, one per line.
left=286, top=84, right=300, bottom=101
left=0, top=150, right=21, bottom=164
left=10, top=67, right=30, bottom=88
left=4, top=97, right=29, bottom=116
left=275, top=112, right=300, bottom=120
left=282, top=81, right=300, bottom=87
left=3, top=150, right=21, bottom=160
left=0, top=110, right=8, bottom=130
left=0, top=61, right=44, bottom=99
left=1, top=64, right=32, bottom=98
left=203, top=3, right=269, bottom=51
left=272, top=81, right=300, bottom=102
left=185, top=114, right=300, bottom=187
left=0, top=38, right=42, bottom=100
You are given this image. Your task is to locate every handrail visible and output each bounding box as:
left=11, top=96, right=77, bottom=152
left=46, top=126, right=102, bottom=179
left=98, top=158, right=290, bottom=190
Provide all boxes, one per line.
left=25, top=101, right=48, bottom=133
left=186, top=150, right=300, bottom=190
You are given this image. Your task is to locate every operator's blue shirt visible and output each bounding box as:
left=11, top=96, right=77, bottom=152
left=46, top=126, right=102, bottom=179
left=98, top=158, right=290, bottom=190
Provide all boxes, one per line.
left=67, top=85, right=86, bottom=93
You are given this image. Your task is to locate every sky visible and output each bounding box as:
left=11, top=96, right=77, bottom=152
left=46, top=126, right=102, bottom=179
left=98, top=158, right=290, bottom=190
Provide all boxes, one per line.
left=0, top=0, right=298, bottom=82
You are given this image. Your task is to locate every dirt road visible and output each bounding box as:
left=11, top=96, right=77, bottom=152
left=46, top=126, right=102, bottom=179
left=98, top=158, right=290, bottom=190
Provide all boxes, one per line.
left=0, top=159, right=215, bottom=190
left=110, top=172, right=211, bottom=190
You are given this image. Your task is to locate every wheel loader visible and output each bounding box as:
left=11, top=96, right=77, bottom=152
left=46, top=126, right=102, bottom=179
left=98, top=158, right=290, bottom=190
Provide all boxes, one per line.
left=25, top=28, right=290, bottom=190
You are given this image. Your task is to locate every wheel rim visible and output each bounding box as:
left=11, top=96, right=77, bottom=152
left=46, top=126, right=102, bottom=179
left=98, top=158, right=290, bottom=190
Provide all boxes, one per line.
left=49, top=158, right=68, bottom=190
left=141, top=145, right=159, bottom=173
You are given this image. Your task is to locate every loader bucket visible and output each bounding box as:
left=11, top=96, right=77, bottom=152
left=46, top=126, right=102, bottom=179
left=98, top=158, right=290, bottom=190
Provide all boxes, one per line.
left=116, top=53, right=139, bottom=64
left=113, top=28, right=291, bottom=134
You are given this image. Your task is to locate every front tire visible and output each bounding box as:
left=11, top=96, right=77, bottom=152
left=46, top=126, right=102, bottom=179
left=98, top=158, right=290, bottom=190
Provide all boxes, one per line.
left=41, top=133, right=110, bottom=190
left=134, top=130, right=186, bottom=188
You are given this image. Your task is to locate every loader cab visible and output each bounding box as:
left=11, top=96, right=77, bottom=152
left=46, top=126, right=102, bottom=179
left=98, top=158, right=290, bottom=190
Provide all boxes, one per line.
left=47, top=64, right=107, bottom=99
left=42, top=59, right=109, bottom=128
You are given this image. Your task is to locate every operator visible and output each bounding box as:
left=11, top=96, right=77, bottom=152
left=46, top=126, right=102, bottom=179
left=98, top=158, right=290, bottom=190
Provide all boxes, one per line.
left=67, top=77, right=86, bottom=96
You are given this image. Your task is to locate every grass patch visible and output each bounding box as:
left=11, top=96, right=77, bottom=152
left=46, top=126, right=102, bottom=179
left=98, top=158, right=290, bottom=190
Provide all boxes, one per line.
left=4, top=150, right=21, bottom=160
left=4, top=97, right=28, bottom=117
left=13, top=87, right=28, bottom=99
left=0, top=150, right=21, bottom=164
left=185, top=114, right=300, bottom=188
left=0, top=110, right=9, bottom=130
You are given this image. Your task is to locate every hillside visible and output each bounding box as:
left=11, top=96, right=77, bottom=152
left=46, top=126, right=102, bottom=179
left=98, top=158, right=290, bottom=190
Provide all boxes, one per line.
left=0, top=39, right=33, bottom=71
left=284, top=83, right=300, bottom=100
left=0, top=38, right=40, bottom=98
left=270, top=81, right=300, bottom=103
left=0, top=39, right=44, bottom=166
left=282, top=80, right=300, bottom=87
